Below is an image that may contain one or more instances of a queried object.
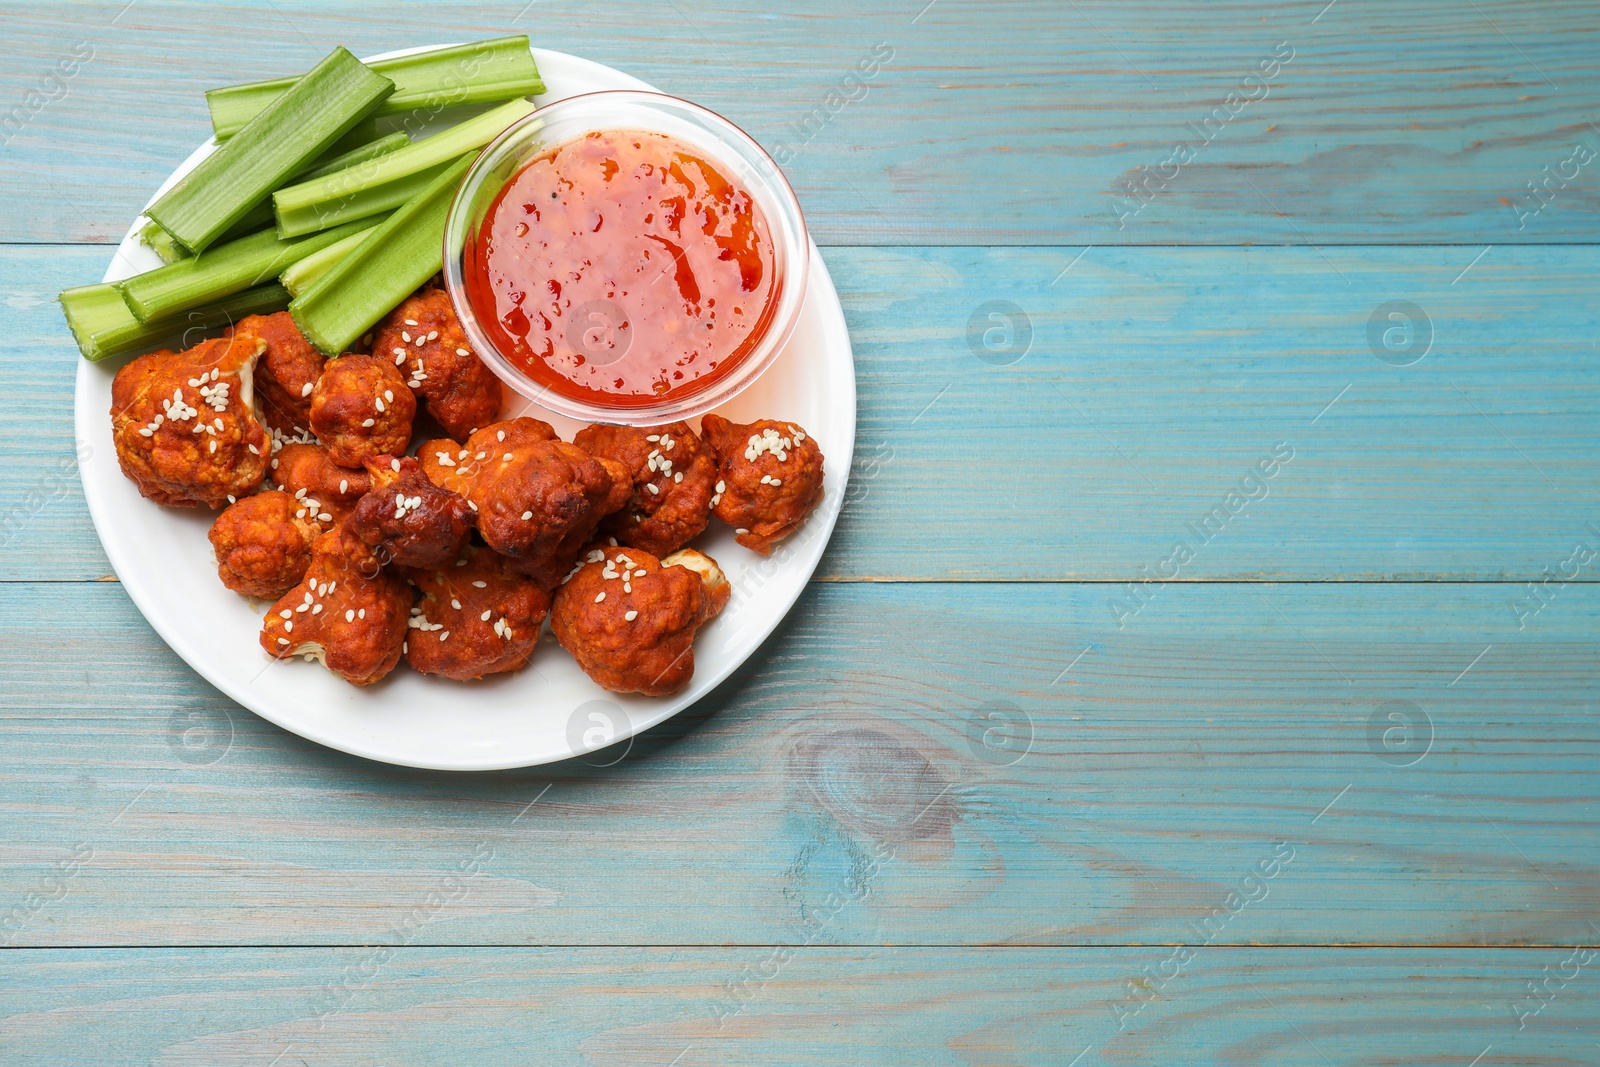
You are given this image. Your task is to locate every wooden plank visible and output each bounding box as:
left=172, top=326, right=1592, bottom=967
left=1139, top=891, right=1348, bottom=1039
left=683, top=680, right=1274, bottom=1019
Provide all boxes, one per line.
left=9, top=244, right=1598, bottom=583
left=2, top=946, right=1596, bottom=1065
left=4, top=1, right=1600, bottom=244
left=2, top=580, right=1595, bottom=947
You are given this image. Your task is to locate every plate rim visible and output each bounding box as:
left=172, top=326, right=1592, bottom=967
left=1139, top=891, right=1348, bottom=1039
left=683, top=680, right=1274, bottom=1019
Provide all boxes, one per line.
left=74, top=44, right=856, bottom=771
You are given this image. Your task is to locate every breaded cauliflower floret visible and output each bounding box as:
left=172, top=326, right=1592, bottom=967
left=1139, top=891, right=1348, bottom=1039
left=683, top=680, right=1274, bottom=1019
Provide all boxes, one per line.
left=110, top=334, right=270, bottom=508
left=269, top=442, right=372, bottom=526
left=258, top=528, right=411, bottom=686
left=550, top=545, right=730, bottom=696
left=348, top=455, right=473, bottom=569
left=574, top=421, right=718, bottom=557
left=308, top=353, right=416, bottom=468
left=371, top=287, right=503, bottom=440
left=400, top=543, right=551, bottom=680
left=230, top=311, right=324, bottom=437
left=208, top=490, right=321, bottom=598
left=430, top=418, right=630, bottom=590
left=700, top=414, right=825, bottom=555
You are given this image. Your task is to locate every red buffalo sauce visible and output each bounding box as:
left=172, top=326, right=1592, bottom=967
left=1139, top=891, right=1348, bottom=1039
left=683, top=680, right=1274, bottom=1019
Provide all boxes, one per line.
left=462, top=130, right=778, bottom=408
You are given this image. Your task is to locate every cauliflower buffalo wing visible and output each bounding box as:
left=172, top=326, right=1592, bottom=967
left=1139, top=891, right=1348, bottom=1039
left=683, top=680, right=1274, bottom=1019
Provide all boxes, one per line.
left=371, top=287, right=502, bottom=440
left=208, top=490, right=321, bottom=598
left=573, top=421, right=718, bottom=557
left=699, top=415, right=825, bottom=555
left=308, top=353, right=416, bottom=468
left=551, top=545, right=730, bottom=696
left=420, top=418, right=630, bottom=590
left=400, top=543, right=551, bottom=680
left=110, top=334, right=270, bottom=508
left=269, top=442, right=371, bottom=526
left=230, top=311, right=324, bottom=437
left=348, top=455, right=473, bottom=569
left=258, top=528, right=411, bottom=686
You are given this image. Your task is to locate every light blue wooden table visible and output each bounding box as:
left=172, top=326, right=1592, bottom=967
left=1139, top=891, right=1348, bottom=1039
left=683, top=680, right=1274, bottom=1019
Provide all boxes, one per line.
left=3, top=2, right=1598, bottom=1063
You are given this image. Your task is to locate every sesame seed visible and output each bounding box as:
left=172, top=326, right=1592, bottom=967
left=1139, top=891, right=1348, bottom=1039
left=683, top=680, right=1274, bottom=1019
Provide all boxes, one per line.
left=646, top=435, right=660, bottom=442
left=737, top=528, right=749, bottom=534
left=248, top=444, right=259, bottom=455
left=345, top=609, right=355, bottom=622
left=209, top=440, right=217, bottom=453
left=503, top=453, right=514, bottom=461
left=339, top=479, right=349, bottom=494
left=456, top=347, right=470, bottom=356
left=439, top=631, right=450, bottom=641
left=715, top=480, right=725, bottom=493
left=280, top=610, right=292, bottom=619
left=278, top=637, right=289, bottom=645
left=497, top=430, right=505, bottom=441
left=771, top=478, right=782, bottom=486
left=646, top=483, right=659, bottom=495
left=623, top=582, right=631, bottom=593
left=624, top=610, right=638, bottom=621
left=404, top=319, right=418, bottom=326
left=391, top=459, right=401, bottom=472
left=296, top=603, right=308, bottom=613
left=312, top=604, right=322, bottom=614
left=358, top=609, right=365, bottom=619
left=521, top=510, right=533, bottom=520
left=595, top=591, right=606, bottom=603
left=362, top=418, right=375, bottom=427
left=227, top=495, right=236, bottom=504
left=481, top=609, right=492, bottom=621
left=402, top=641, right=408, bottom=653
left=472, top=580, right=487, bottom=588
left=301, top=382, right=313, bottom=397
left=319, top=513, right=333, bottom=522
left=384, top=390, right=394, bottom=402
left=674, top=472, right=683, bottom=483
left=375, top=398, right=385, bottom=412
left=427, top=331, right=438, bottom=341
left=402, top=331, right=411, bottom=343
left=451, top=598, right=462, bottom=609
left=284, top=620, right=292, bottom=632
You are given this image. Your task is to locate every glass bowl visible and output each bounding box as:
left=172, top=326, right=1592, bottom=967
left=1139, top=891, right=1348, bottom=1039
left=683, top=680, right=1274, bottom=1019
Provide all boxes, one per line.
left=442, top=90, right=809, bottom=426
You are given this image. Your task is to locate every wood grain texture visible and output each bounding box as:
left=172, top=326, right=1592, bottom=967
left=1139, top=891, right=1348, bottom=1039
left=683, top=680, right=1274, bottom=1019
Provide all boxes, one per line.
left=6, top=245, right=1597, bottom=582
left=3, top=947, right=1597, bottom=1066
left=2, top=581, right=1595, bottom=947
left=4, top=1, right=1600, bottom=244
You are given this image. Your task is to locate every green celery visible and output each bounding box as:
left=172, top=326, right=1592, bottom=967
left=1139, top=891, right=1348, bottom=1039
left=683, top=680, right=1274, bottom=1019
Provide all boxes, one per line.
left=273, top=98, right=539, bottom=238
left=280, top=225, right=378, bottom=298
left=146, top=47, right=394, bottom=255
left=138, top=220, right=191, bottom=264
left=290, top=154, right=473, bottom=355
left=213, top=132, right=413, bottom=246
left=207, top=37, right=544, bottom=139
left=116, top=219, right=383, bottom=323
left=60, top=281, right=289, bottom=364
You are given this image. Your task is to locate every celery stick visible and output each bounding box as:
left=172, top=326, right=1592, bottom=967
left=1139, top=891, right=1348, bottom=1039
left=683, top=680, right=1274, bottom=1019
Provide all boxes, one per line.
left=273, top=99, right=538, bottom=238
left=61, top=281, right=289, bottom=364
left=147, top=48, right=394, bottom=255
left=214, top=132, right=413, bottom=246
left=280, top=225, right=378, bottom=298
left=116, top=219, right=383, bottom=323
left=138, top=220, right=191, bottom=264
left=290, top=154, right=473, bottom=355
left=207, top=37, right=544, bottom=140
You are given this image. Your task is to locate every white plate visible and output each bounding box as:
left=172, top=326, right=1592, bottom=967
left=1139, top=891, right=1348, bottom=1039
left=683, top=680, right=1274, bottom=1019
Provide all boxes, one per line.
left=74, top=47, right=855, bottom=770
